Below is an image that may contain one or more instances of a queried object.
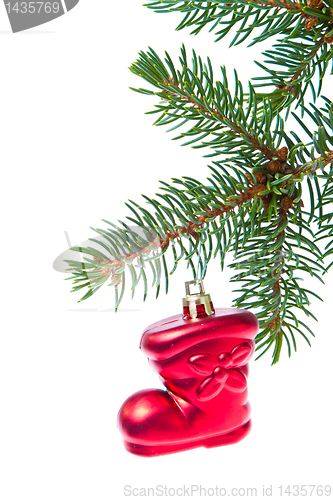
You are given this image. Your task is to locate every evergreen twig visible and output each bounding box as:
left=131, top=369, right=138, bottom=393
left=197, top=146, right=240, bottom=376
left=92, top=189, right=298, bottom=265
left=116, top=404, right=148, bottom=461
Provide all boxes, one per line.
left=64, top=3, right=333, bottom=364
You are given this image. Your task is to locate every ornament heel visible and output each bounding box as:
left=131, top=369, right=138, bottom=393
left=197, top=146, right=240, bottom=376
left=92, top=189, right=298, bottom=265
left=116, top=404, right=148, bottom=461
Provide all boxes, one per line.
left=122, top=420, right=252, bottom=457
left=202, top=419, right=251, bottom=448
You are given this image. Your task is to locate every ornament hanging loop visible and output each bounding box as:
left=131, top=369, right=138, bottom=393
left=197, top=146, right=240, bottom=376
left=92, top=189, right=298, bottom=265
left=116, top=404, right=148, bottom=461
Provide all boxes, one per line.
left=183, top=279, right=215, bottom=319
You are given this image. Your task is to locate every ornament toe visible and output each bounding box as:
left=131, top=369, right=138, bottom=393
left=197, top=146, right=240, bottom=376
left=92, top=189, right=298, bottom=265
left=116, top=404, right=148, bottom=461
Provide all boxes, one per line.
left=117, top=389, right=191, bottom=446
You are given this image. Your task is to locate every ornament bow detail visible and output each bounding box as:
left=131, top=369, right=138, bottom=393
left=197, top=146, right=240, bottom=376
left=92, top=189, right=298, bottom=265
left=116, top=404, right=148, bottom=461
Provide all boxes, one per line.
left=188, top=342, right=254, bottom=401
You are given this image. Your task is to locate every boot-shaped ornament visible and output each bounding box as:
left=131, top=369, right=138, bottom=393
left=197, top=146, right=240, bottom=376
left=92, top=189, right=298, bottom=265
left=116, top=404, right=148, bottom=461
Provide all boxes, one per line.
left=117, top=280, right=259, bottom=456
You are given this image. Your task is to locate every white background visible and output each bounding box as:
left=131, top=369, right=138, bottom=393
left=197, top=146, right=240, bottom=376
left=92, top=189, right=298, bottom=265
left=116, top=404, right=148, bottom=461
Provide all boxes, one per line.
left=0, top=1, right=332, bottom=499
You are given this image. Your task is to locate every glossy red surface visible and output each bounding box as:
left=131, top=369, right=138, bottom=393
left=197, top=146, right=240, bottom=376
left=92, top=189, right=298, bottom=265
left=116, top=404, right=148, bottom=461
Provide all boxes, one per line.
left=117, top=307, right=258, bottom=457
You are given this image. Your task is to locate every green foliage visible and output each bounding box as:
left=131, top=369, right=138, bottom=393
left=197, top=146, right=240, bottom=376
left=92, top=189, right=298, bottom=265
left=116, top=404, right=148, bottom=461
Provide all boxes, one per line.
left=130, top=45, right=284, bottom=162
left=229, top=209, right=325, bottom=363
left=144, top=0, right=333, bottom=45
left=145, top=0, right=333, bottom=111
left=65, top=166, right=252, bottom=308
left=65, top=2, right=333, bottom=363
left=144, top=0, right=307, bottom=42
left=253, top=32, right=333, bottom=112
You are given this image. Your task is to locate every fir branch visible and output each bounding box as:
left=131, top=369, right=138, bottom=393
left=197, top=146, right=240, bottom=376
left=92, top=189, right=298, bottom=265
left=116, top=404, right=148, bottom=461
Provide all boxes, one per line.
left=65, top=3, right=333, bottom=363
left=144, top=0, right=333, bottom=44
left=230, top=205, right=324, bottom=364
left=253, top=28, right=333, bottom=110
left=64, top=171, right=257, bottom=309
left=66, top=44, right=333, bottom=361
left=145, top=1, right=333, bottom=112
left=130, top=46, right=283, bottom=163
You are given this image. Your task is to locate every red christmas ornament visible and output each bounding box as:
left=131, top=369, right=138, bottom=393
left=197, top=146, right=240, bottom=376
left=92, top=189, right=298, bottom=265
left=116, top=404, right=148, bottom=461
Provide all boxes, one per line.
left=117, top=280, right=259, bottom=456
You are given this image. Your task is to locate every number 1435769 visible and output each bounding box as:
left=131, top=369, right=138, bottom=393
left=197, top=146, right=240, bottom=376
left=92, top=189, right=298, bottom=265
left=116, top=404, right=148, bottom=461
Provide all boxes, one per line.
left=5, top=2, right=60, bottom=14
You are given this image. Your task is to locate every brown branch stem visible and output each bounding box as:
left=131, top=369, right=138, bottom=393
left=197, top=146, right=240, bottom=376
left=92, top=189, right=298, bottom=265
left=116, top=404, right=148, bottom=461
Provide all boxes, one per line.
left=90, top=148, right=333, bottom=286
left=267, top=208, right=288, bottom=338
left=277, top=24, right=333, bottom=94
left=91, top=187, right=259, bottom=285
left=292, top=149, right=333, bottom=178
left=163, top=81, right=276, bottom=160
